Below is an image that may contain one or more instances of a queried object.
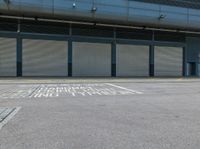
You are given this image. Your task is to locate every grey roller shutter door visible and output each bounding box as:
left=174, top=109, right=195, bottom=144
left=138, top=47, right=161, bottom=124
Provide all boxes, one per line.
left=73, top=42, right=111, bottom=76
left=155, top=46, right=183, bottom=76
left=116, top=44, right=149, bottom=77
left=23, top=39, right=68, bottom=76
left=0, top=37, right=16, bottom=76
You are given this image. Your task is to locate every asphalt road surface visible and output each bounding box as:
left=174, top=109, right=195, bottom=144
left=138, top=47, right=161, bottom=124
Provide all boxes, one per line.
left=0, top=78, right=200, bottom=149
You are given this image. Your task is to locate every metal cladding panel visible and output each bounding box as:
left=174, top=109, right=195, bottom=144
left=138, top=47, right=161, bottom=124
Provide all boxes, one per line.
left=73, top=42, right=111, bottom=77
left=116, top=44, right=149, bottom=77
left=23, top=39, right=68, bottom=76
left=133, top=0, right=200, bottom=9
left=0, top=37, right=16, bottom=76
left=2, top=0, right=200, bottom=30
left=155, top=46, right=183, bottom=76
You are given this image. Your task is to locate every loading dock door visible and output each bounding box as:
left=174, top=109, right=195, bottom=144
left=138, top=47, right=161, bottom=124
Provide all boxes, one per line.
left=116, top=44, right=149, bottom=77
left=154, top=46, right=183, bottom=76
left=23, top=39, right=68, bottom=76
left=73, top=42, right=111, bottom=76
left=0, top=37, right=16, bottom=76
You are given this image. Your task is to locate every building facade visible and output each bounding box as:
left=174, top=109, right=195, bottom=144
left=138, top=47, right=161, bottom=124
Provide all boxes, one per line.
left=0, top=0, right=200, bottom=77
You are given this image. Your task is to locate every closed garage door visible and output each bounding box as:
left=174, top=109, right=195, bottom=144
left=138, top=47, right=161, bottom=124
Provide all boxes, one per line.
left=0, top=37, right=16, bottom=76
left=23, top=39, right=68, bottom=76
left=73, top=42, right=111, bottom=76
left=116, top=44, right=149, bottom=77
left=155, top=46, right=183, bottom=76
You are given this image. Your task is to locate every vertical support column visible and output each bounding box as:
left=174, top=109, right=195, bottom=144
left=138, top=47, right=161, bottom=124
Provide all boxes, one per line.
left=111, top=41, right=116, bottom=77
left=196, top=62, right=199, bottom=77
left=17, top=20, right=22, bottom=77
left=111, top=29, right=116, bottom=77
left=68, top=39, right=72, bottom=77
left=68, top=24, right=72, bottom=77
left=149, top=45, right=154, bottom=77
left=17, top=36, right=22, bottom=77
left=150, top=30, right=155, bottom=77
left=183, top=47, right=187, bottom=77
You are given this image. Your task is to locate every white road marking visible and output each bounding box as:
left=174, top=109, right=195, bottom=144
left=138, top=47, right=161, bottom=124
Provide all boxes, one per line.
left=106, top=83, right=143, bottom=94
left=0, top=107, right=21, bottom=130
left=0, top=83, right=143, bottom=98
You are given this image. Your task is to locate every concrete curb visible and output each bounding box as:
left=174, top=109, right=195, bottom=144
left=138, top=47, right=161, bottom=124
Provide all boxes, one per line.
left=0, top=77, right=199, bottom=84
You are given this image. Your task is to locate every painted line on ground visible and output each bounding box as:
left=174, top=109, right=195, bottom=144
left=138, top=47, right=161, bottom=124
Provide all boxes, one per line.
left=0, top=107, right=21, bottom=130
left=105, top=83, right=143, bottom=94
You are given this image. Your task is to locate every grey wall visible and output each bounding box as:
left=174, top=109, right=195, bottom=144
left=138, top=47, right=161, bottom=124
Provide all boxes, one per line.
left=1, top=0, right=200, bottom=30
left=186, top=37, right=200, bottom=76
left=186, top=37, right=200, bottom=63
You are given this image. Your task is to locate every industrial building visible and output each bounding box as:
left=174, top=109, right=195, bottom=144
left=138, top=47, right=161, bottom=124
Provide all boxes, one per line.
left=0, top=0, right=200, bottom=77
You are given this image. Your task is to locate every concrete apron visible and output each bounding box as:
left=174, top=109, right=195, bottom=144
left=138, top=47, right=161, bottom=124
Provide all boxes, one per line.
left=0, top=77, right=199, bottom=84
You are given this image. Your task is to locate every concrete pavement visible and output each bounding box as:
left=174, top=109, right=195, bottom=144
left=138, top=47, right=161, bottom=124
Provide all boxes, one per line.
left=0, top=78, right=200, bottom=149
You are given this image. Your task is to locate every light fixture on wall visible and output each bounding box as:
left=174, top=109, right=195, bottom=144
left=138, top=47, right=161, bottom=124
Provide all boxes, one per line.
left=158, top=14, right=166, bottom=20
left=91, top=6, right=97, bottom=12
left=72, top=3, right=76, bottom=8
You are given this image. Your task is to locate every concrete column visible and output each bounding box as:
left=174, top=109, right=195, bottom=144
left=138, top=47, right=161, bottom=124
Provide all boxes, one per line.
left=149, top=45, right=154, bottom=76
left=17, top=36, right=22, bottom=77
left=183, top=47, right=187, bottom=77
left=68, top=39, right=72, bottom=77
left=111, top=41, right=116, bottom=77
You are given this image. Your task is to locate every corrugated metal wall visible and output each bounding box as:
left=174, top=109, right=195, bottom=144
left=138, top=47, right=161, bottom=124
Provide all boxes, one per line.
left=22, top=39, right=68, bottom=76
left=116, top=44, right=149, bottom=77
left=154, top=46, right=183, bottom=76
left=72, top=42, right=111, bottom=76
left=0, top=37, right=16, bottom=76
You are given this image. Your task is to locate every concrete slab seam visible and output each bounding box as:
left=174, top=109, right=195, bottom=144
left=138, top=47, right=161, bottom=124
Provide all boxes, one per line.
left=0, top=107, right=21, bottom=130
